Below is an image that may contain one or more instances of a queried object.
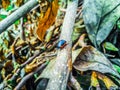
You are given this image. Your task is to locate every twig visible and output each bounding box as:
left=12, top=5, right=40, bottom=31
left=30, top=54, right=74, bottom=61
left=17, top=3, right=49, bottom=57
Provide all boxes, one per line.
left=60, top=8, right=67, bottom=12
left=10, top=50, right=43, bottom=81
left=30, top=4, right=40, bottom=12
left=14, top=63, right=47, bottom=90
left=11, top=37, right=19, bottom=54
left=21, top=51, right=42, bottom=67
left=0, top=0, right=39, bottom=33
left=20, top=17, right=26, bottom=41
left=6, top=45, right=28, bottom=59
left=76, top=8, right=82, bottom=18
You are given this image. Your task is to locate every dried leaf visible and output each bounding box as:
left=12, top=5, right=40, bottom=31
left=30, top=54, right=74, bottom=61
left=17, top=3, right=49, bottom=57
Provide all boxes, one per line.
left=25, top=57, right=46, bottom=73
left=72, top=49, right=82, bottom=63
left=36, top=0, right=59, bottom=41
left=1, top=68, right=6, bottom=79
left=73, top=45, right=120, bottom=79
left=11, top=45, right=15, bottom=54
left=25, top=64, right=37, bottom=73
left=15, top=0, right=24, bottom=7
left=25, top=59, right=38, bottom=73
left=4, top=60, right=12, bottom=68
left=2, top=0, right=10, bottom=9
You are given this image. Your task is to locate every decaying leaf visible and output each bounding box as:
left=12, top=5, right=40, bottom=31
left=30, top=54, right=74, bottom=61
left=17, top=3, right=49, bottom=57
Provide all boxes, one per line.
left=83, top=0, right=120, bottom=46
left=36, top=0, right=59, bottom=41
left=73, top=45, right=120, bottom=79
left=1, top=0, right=10, bottom=9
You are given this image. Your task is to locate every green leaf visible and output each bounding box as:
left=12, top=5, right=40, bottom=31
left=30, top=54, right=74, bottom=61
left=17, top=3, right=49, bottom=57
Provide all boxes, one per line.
left=114, top=65, right=120, bottom=74
left=14, top=20, right=20, bottom=25
left=110, top=58, right=120, bottom=67
left=34, top=73, right=39, bottom=79
left=103, top=42, right=118, bottom=51
left=117, top=20, right=120, bottom=29
left=23, top=18, right=27, bottom=22
left=0, top=14, right=7, bottom=21
left=6, top=5, right=13, bottom=11
left=83, top=0, right=120, bottom=47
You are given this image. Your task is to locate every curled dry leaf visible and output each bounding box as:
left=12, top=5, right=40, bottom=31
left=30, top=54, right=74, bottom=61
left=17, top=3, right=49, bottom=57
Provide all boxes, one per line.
left=36, top=0, right=59, bottom=41
left=73, top=45, right=120, bottom=79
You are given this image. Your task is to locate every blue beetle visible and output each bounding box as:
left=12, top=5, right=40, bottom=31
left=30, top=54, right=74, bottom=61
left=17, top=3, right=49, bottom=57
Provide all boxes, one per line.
left=57, top=40, right=67, bottom=49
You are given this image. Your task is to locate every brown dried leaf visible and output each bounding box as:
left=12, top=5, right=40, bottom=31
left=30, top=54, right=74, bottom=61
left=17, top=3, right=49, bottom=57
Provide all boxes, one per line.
left=73, top=45, right=120, bottom=79
left=36, top=0, right=59, bottom=41
left=15, top=0, right=24, bottom=7
left=2, top=0, right=10, bottom=9
left=25, top=64, right=37, bottom=73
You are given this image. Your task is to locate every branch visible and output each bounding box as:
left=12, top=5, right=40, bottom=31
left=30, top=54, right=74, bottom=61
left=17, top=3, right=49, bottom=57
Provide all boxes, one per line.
left=0, top=0, right=39, bottom=34
left=14, top=63, right=47, bottom=90
left=45, top=0, right=78, bottom=90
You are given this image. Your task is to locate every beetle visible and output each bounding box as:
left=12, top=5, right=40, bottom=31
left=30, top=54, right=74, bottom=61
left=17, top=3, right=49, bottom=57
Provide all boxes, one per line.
left=57, top=40, right=67, bottom=49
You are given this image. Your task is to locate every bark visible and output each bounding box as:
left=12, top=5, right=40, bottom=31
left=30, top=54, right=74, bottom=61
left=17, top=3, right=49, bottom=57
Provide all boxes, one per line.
left=0, top=0, right=39, bottom=34
left=45, top=0, right=78, bottom=90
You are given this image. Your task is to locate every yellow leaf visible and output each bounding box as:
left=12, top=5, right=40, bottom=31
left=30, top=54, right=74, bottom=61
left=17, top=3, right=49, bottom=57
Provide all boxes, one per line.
left=1, top=68, right=6, bottom=79
left=11, top=45, right=15, bottom=54
left=25, top=58, right=41, bottom=73
left=36, top=0, right=59, bottom=41
left=2, top=0, right=10, bottom=9
left=25, top=64, right=37, bottom=73
left=91, top=71, right=99, bottom=87
left=97, top=73, right=117, bottom=89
